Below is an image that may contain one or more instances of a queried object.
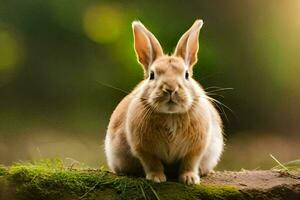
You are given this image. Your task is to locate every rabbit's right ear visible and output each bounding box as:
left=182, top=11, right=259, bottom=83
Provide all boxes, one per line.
left=132, top=21, right=163, bottom=73
left=174, top=19, right=203, bottom=68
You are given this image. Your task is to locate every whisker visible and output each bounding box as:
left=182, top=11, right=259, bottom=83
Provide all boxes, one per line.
left=204, top=86, right=224, bottom=90
left=139, top=100, right=157, bottom=134
left=139, top=103, right=150, bottom=133
left=202, top=86, right=234, bottom=121
left=141, top=108, right=150, bottom=133
left=95, top=80, right=151, bottom=102
left=201, top=95, right=228, bottom=121
left=206, top=96, right=234, bottom=113
left=219, top=102, right=228, bottom=122
left=205, top=88, right=234, bottom=93
left=197, top=94, right=235, bottom=121
left=96, top=81, right=130, bottom=95
left=205, top=92, right=224, bottom=98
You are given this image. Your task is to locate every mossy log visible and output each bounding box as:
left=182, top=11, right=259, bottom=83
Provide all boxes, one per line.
left=0, top=160, right=299, bottom=200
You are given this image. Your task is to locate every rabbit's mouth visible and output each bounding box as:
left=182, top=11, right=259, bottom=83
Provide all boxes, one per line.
left=148, top=90, right=192, bottom=113
left=166, top=95, right=177, bottom=103
left=163, top=96, right=180, bottom=107
left=166, top=100, right=177, bottom=107
left=155, top=97, right=188, bottom=114
left=167, top=99, right=176, bottom=104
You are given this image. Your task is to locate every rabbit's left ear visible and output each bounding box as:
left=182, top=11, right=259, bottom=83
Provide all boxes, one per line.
left=132, top=21, right=163, bottom=72
left=174, top=19, right=203, bottom=68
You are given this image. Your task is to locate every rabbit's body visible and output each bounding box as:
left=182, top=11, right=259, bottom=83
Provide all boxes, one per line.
left=105, top=20, right=224, bottom=185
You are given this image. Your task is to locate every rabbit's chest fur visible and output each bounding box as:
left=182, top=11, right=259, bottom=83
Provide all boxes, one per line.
left=151, top=116, right=187, bottom=162
left=127, top=104, right=209, bottom=163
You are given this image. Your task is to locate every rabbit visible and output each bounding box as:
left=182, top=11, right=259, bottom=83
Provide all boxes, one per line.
left=104, top=19, right=224, bottom=185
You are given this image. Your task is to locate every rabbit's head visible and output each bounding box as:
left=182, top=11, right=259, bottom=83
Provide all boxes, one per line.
left=132, top=20, right=204, bottom=114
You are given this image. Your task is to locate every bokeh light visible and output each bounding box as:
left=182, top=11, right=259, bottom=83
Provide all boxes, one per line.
left=83, top=4, right=125, bottom=44
left=0, top=0, right=299, bottom=170
left=0, top=26, right=21, bottom=73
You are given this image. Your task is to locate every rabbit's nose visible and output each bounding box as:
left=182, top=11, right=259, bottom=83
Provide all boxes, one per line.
left=165, top=89, right=173, bottom=95
left=162, top=81, right=178, bottom=95
left=162, top=86, right=178, bottom=95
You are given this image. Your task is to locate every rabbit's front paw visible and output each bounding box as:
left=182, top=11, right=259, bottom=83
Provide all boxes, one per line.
left=179, top=171, right=200, bottom=185
left=146, top=171, right=167, bottom=183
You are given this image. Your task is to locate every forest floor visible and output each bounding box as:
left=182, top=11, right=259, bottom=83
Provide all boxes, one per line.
left=0, top=160, right=299, bottom=200
left=203, top=169, right=300, bottom=189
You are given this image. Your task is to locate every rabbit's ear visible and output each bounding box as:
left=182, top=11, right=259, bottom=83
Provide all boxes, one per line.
left=132, top=21, right=163, bottom=71
left=174, top=19, right=203, bottom=68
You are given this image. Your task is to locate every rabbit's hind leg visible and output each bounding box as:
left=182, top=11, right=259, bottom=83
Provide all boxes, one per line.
left=199, top=132, right=223, bottom=176
left=105, top=131, right=143, bottom=176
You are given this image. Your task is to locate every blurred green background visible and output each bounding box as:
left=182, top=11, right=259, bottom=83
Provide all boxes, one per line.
left=0, top=0, right=299, bottom=170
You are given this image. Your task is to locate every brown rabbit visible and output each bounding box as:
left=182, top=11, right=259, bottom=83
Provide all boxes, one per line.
left=105, top=19, right=224, bottom=185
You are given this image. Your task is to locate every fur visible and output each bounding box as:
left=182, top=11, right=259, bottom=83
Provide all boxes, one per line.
left=105, top=19, right=224, bottom=185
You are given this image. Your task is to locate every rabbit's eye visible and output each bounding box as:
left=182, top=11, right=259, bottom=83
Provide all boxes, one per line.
left=149, top=71, right=155, bottom=80
left=185, top=71, right=189, bottom=79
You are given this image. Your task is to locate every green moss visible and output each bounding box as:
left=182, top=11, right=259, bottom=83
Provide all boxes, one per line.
left=195, top=184, right=242, bottom=200
left=0, top=165, right=7, bottom=176
left=0, top=159, right=244, bottom=200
